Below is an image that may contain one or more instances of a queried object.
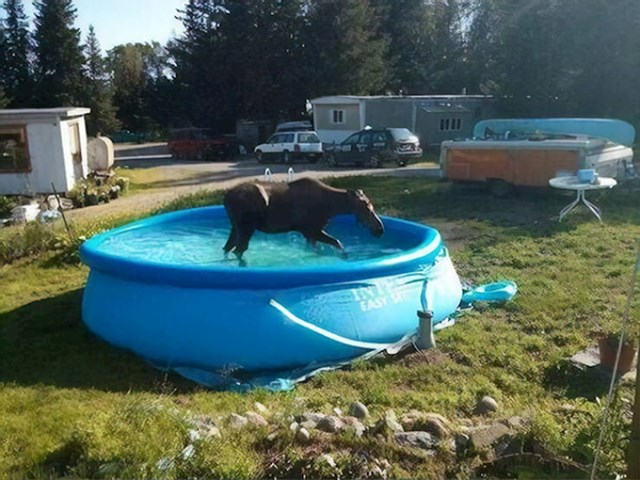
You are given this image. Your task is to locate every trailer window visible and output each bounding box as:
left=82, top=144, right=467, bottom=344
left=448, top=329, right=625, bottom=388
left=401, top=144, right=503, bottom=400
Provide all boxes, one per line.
left=440, top=118, right=463, bottom=131
left=0, top=126, right=30, bottom=173
left=331, top=109, right=345, bottom=124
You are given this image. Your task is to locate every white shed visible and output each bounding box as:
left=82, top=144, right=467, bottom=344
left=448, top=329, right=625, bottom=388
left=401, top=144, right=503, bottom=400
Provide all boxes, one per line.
left=0, top=107, right=91, bottom=195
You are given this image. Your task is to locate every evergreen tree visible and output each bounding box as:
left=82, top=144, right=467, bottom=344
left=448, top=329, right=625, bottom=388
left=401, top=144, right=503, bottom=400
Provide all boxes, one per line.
left=221, top=0, right=308, bottom=120
left=304, top=0, right=389, bottom=97
left=1, top=0, right=31, bottom=106
left=106, top=42, right=168, bottom=131
left=32, top=0, right=85, bottom=106
left=371, top=0, right=431, bottom=94
left=0, top=20, right=6, bottom=98
left=169, top=0, right=238, bottom=130
left=82, top=25, right=119, bottom=135
left=424, top=0, right=468, bottom=94
left=0, top=86, right=9, bottom=108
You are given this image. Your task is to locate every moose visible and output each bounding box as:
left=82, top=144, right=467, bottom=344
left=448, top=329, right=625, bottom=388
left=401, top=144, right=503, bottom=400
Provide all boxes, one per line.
left=223, top=177, right=384, bottom=261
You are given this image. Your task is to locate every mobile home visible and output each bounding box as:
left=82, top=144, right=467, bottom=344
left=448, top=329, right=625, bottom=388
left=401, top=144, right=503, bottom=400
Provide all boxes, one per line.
left=310, top=95, right=496, bottom=147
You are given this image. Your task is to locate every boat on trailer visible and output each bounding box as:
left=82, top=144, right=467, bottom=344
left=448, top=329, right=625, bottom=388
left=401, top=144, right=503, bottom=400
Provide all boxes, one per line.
left=440, top=118, right=635, bottom=195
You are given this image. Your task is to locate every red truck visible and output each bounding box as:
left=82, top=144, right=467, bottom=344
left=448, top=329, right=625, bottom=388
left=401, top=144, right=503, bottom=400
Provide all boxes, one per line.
left=168, top=128, right=237, bottom=161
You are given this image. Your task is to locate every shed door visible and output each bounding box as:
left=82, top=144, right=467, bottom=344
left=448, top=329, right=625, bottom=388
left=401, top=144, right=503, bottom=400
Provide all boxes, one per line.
left=69, top=123, right=84, bottom=179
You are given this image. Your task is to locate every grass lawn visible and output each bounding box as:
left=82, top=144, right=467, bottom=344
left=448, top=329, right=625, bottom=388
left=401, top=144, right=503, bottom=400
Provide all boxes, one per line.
left=1, top=176, right=639, bottom=479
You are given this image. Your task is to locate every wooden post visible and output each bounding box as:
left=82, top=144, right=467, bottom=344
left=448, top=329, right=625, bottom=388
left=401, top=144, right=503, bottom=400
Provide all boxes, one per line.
left=51, top=182, right=73, bottom=241
left=628, top=340, right=640, bottom=480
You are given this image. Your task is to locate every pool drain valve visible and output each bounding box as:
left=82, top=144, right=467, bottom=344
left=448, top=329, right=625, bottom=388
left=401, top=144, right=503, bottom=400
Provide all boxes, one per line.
left=416, top=310, right=435, bottom=350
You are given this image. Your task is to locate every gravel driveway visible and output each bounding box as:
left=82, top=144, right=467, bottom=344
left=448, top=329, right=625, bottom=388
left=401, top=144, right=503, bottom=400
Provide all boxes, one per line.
left=66, top=145, right=440, bottom=221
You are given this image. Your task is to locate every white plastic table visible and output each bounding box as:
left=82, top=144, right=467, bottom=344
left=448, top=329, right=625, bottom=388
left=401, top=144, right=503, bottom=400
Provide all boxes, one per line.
left=548, top=176, right=617, bottom=223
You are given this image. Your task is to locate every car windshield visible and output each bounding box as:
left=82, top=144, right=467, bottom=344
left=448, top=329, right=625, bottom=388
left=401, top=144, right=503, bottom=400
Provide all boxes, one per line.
left=193, top=128, right=213, bottom=139
left=387, top=128, right=416, bottom=141
left=169, top=128, right=213, bottom=140
left=297, top=133, right=320, bottom=143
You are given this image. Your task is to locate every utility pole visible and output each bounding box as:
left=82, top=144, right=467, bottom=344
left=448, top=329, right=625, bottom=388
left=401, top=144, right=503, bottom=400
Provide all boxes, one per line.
left=628, top=340, right=640, bottom=480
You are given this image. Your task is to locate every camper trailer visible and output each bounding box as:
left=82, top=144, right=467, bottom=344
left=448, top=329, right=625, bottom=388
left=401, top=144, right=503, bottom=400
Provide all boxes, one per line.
left=440, top=118, right=635, bottom=194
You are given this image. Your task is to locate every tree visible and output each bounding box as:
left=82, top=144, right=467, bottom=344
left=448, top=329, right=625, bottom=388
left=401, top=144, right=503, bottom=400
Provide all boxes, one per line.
left=371, top=0, right=431, bottom=94
left=304, top=0, right=389, bottom=97
left=169, top=0, right=240, bottom=130
left=424, top=0, right=469, bottom=94
left=32, top=0, right=85, bottom=106
left=106, top=42, right=169, bottom=131
left=82, top=25, right=119, bottom=135
left=220, top=0, right=309, bottom=120
left=0, top=86, right=9, bottom=108
left=0, top=0, right=32, bottom=106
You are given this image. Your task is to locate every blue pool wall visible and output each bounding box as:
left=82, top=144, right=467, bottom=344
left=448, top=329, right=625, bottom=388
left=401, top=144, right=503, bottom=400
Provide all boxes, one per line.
left=80, top=206, right=463, bottom=372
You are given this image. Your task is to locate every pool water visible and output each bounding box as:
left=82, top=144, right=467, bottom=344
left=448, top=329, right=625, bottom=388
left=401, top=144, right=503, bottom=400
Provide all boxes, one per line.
left=94, top=218, right=416, bottom=268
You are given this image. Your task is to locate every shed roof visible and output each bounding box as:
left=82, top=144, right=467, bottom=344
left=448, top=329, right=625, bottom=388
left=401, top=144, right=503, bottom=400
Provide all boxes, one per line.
left=311, top=95, right=492, bottom=105
left=0, top=107, right=91, bottom=123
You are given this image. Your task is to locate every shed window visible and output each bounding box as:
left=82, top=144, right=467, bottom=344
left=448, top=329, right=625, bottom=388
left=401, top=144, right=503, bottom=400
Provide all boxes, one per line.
left=0, top=126, right=30, bottom=173
left=439, top=118, right=462, bottom=131
left=331, top=109, right=345, bottom=124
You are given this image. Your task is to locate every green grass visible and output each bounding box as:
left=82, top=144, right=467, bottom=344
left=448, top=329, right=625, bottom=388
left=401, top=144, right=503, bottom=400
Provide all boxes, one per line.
left=1, top=177, right=639, bottom=478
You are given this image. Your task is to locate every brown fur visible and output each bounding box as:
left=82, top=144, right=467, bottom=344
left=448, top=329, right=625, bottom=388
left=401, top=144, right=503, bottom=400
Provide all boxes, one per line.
left=223, top=177, right=384, bottom=259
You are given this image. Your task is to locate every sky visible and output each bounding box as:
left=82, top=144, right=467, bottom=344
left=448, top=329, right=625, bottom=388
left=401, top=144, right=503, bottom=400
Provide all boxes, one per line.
left=22, top=0, right=186, bottom=51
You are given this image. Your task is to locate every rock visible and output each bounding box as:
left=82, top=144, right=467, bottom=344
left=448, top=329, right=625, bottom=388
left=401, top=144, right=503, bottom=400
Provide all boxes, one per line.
left=228, top=413, right=249, bottom=429
left=266, top=431, right=279, bottom=442
left=394, top=431, right=439, bottom=450
left=297, top=412, right=325, bottom=430
left=300, top=420, right=318, bottom=430
left=420, top=416, right=450, bottom=438
left=372, top=410, right=404, bottom=437
left=299, top=412, right=326, bottom=423
left=333, top=407, right=343, bottom=417
left=254, top=402, right=269, bottom=414
left=468, top=422, right=512, bottom=451
left=402, top=412, right=452, bottom=438
left=188, top=429, right=202, bottom=442
left=181, top=444, right=195, bottom=460
left=47, top=194, right=73, bottom=210
left=454, top=432, right=471, bottom=454
left=342, top=416, right=366, bottom=437
left=187, top=425, right=221, bottom=442
left=475, top=396, right=499, bottom=415
left=400, top=410, right=423, bottom=429
left=289, top=421, right=300, bottom=432
left=348, top=401, right=370, bottom=419
left=245, top=411, right=269, bottom=427
left=621, top=368, right=637, bottom=385
left=506, top=416, right=526, bottom=429
left=321, top=454, right=336, bottom=468
left=295, top=427, right=311, bottom=444
left=316, top=415, right=344, bottom=433
left=368, top=466, right=386, bottom=478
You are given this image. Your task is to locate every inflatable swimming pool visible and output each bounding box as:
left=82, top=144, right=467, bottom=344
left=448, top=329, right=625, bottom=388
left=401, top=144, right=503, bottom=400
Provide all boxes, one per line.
left=80, top=206, right=463, bottom=382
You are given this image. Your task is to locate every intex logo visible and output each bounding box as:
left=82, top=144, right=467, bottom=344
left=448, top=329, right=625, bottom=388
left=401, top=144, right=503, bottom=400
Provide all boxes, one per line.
left=350, top=279, right=407, bottom=312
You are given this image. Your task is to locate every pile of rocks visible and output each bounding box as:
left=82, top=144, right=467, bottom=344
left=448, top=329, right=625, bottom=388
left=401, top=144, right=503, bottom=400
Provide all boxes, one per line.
left=172, top=395, right=528, bottom=474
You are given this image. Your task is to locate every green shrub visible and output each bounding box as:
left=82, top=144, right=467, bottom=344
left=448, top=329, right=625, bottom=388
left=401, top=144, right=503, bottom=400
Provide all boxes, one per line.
left=0, top=195, right=18, bottom=217
left=67, top=175, right=129, bottom=208
left=0, top=222, right=65, bottom=263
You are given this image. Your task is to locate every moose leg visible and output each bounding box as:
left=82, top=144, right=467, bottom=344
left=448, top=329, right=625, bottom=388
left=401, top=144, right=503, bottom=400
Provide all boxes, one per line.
left=233, top=223, right=256, bottom=260
left=223, top=225, right=238, bottom=254
left=311, top=230, right=344, bottom=251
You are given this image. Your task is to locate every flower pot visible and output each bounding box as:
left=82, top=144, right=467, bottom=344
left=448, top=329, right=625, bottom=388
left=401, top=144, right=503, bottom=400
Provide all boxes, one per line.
left=598, top=336, right=637, bottom=374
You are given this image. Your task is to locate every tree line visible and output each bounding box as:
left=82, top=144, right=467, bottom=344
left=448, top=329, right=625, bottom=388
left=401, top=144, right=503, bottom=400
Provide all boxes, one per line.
left=1, top=0, right=639, bottom=136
